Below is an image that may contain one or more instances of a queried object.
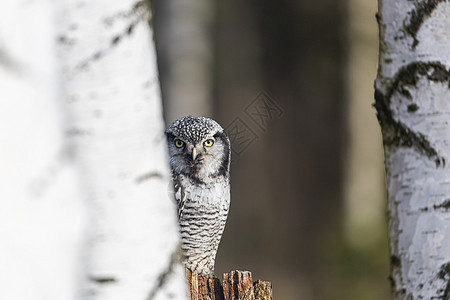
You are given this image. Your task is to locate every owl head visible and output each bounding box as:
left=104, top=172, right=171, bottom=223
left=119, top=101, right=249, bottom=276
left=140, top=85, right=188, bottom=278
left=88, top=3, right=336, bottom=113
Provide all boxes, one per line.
left=166, top=116, right=231, bottom=182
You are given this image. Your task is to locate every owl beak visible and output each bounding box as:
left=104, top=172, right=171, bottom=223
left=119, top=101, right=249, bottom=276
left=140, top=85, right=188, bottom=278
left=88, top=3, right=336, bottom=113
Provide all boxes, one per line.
left=192, top=148, right=198, bottom=160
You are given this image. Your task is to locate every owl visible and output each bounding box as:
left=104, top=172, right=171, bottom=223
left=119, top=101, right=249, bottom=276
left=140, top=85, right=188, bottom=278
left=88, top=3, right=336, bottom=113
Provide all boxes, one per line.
left=166, top=116, right=231, bottom=275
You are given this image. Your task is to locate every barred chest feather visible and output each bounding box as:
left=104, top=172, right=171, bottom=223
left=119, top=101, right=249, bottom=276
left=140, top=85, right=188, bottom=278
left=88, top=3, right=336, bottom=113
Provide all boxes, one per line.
left=173, top=174, right=230, bottom=275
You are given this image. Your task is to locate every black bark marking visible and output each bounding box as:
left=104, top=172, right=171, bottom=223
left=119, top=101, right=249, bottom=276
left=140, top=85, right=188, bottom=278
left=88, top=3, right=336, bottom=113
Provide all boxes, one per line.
left=389, top=255, right=406, bottom=297
left=407, top=103, right=419, bottom=113
left=111, top=35, right=121, bottom=45
left=391, top=255, right=401, bottom=268
left=106, top=20, right=139, bottom=49
left=374, top=61, right=450, bottom=167
left=57, top=34, right=76, bottom=46
left=103, top=1, right=149, bottom=26
left=89, top=276, right=117, bottom=284
left=438, top=263, right=450, bottom=279
left=127, top=23, right=136, bottom=35
left=434, top=199, right=450, bottom=211
left=0, top=47, right=21, bottom=72
left=146, top=245, right=182, bottom=300
left=403, top=0, right=446, bottom=49
left=388, top=275, right=395, bottom=289
left=374, top=88, right=444, bottom=166
left=75, top=1, right=151, bottom=71
left=66, top=127, right=92, bottom=137
left=29, top=147, right=74, bottom=198
left=135, top=171, right=164, bottom=183
left=375, top=12, right=381, bottom=24
left=76, top=21, right=139, bottom=71
left=437, top=263, right=450, bottom=299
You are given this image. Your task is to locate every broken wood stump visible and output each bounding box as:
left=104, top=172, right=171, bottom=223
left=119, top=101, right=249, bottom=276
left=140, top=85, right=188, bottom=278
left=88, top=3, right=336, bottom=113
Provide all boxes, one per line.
left=186, top=268, right=273, bottom=300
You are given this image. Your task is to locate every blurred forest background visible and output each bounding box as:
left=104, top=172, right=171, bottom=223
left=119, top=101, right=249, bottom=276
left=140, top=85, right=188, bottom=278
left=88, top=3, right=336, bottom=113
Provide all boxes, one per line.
left=152, top=0, right=389, bottom=299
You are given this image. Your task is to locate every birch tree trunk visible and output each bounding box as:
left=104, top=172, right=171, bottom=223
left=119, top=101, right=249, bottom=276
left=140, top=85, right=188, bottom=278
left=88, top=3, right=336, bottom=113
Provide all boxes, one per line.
left=375, top=1, right=450, bottom=299
left=0, top=0, right=186, bottom=299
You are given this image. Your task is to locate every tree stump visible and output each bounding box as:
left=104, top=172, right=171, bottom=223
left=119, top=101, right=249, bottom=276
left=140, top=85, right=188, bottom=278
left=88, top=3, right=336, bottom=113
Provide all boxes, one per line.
left=186, top=268, right=273, bottom=300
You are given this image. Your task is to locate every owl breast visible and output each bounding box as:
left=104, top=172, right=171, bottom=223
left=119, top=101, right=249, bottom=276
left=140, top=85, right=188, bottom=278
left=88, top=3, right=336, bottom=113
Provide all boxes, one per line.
left=175, top=174, right=230, bottom=275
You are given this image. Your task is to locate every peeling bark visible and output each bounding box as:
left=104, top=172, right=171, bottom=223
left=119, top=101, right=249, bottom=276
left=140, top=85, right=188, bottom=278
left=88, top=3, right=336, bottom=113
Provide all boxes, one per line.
left=376, top=0, right=450, bottom=299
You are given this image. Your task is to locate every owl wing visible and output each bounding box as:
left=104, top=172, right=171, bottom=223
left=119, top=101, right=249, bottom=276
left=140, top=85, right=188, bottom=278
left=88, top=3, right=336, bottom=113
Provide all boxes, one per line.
left=173, top=178, right=186, bottom=220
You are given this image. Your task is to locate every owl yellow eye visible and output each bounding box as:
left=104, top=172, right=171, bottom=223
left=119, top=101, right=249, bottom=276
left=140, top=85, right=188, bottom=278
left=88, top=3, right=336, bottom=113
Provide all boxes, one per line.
left=174, top=139, right=184, bottom=148
left=203, top=139, right=214, bottom=147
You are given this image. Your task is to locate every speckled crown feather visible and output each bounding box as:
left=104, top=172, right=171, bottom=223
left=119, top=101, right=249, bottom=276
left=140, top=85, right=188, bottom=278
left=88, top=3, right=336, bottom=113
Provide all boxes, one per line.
left=166, top=116, right=224, bottom=144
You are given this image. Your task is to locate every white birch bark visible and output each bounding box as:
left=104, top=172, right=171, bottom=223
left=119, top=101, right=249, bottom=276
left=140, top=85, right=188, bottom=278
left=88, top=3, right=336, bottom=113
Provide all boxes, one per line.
left=0, top=2, right=86, bottom=299
left=0, top=0, right=186, bottom=299
left=375, top=1, right=450, bottom=298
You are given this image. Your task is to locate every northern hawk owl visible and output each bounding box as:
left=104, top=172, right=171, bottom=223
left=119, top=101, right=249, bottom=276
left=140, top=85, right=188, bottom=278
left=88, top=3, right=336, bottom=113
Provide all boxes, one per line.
left=166, top=116, right=231, bottom=275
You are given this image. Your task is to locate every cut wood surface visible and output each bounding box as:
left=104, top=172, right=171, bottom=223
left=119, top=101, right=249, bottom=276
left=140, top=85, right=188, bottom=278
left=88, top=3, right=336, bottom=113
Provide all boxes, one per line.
left=186, top=269, right=273, bottom=300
